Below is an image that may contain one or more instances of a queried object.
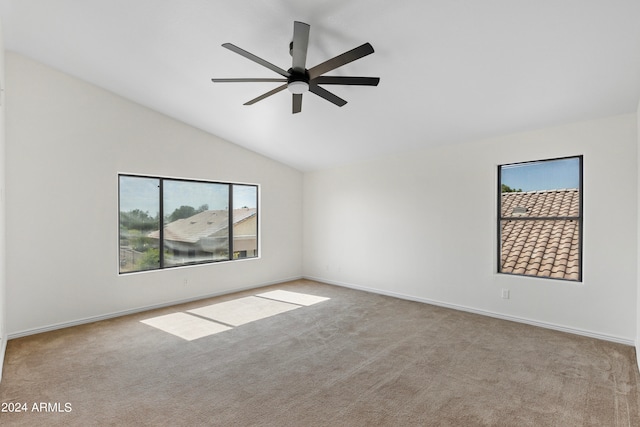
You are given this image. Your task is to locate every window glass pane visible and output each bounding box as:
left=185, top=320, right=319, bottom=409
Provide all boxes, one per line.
left=161, top=180, right=230, bottom=266
left=499, top=157, right=581, bottom=281
left=500, top=219, right=580, bottom=281
left=501, top=157, right=580, bottom=194
left=119, top=176, right=160, bottom=273
left=232, top=185, right=258, bottom=259
left=119, top=175, right=259, bottom=274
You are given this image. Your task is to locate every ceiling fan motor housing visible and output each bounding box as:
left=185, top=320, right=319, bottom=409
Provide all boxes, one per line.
left=287, top=69, right=310, bottom=93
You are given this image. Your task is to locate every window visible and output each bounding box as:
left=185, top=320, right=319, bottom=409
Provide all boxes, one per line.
left=119, top=175, right=258, bottom=274
left=497, top=156, right=582, bottom=281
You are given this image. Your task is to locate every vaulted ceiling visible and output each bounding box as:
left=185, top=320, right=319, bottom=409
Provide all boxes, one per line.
left=1, top=0, right=639, bottom=171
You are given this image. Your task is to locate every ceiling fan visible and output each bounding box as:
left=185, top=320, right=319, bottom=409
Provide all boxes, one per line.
left=212, top=21, right=380, bottom=114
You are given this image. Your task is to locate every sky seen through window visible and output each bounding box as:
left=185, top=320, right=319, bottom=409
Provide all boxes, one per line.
left=501, top=157, right=580, bottom=192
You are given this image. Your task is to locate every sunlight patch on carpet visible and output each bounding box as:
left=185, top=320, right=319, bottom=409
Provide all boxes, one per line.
left=187, top=296, right=300, bottom=326
left=140, top=291, right=329, bottom=340
left=257, top=290, right=330, bottom=306
left=140, top=312, right=231, bottom=341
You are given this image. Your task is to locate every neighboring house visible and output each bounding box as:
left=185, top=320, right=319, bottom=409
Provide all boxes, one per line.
left=500, top=189, right=580, bottom=280
left=148, top=208, right=257, bottom=261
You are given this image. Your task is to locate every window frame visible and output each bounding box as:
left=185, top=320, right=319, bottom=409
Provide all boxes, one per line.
left=118, top=174, right=259, bottom=274
left=497, top=155, right=583, bottom=282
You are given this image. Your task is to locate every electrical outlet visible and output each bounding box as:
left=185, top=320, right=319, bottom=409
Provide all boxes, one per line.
left=501, top=289, right=510, bottom=299
left=183, top=278, right=188, bottom=286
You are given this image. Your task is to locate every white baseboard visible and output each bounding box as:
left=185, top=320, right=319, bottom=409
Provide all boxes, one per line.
left=305, top=275, right=636, bottom=347
left=7, top=276, right=303, bottom=339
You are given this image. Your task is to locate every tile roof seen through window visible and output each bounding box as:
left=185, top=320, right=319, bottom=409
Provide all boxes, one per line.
left=148, top=208, right=256, bottom=244
left=500, top=189, right=580, bottom=281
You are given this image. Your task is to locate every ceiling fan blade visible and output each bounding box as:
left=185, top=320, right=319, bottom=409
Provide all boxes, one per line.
left=244, top=84, right=288, bottom=105
left=312, top=76, right=380, bottom=86
left=291, top=21, right=310, bottom=73
left=222, top=43, right=290, bottom=77
left=309, top=85, right=347, bottom=107
left=292, top=94, right=303, bottom=114
left=308, top=43, right=375, bottom=79
left=212, top=78, right=288, bottom=83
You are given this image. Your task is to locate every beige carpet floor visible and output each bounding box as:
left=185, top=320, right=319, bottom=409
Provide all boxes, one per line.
left=0, top=279, right=639, bottom=426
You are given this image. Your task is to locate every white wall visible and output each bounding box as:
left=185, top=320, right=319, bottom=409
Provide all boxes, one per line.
left=304, top=114, right=638, bottom=343
left=5, top=52, right=303, bottom=336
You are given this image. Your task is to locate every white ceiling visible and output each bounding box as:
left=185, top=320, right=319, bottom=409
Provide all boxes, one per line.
left=1, top=0, right=639, bottom=171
